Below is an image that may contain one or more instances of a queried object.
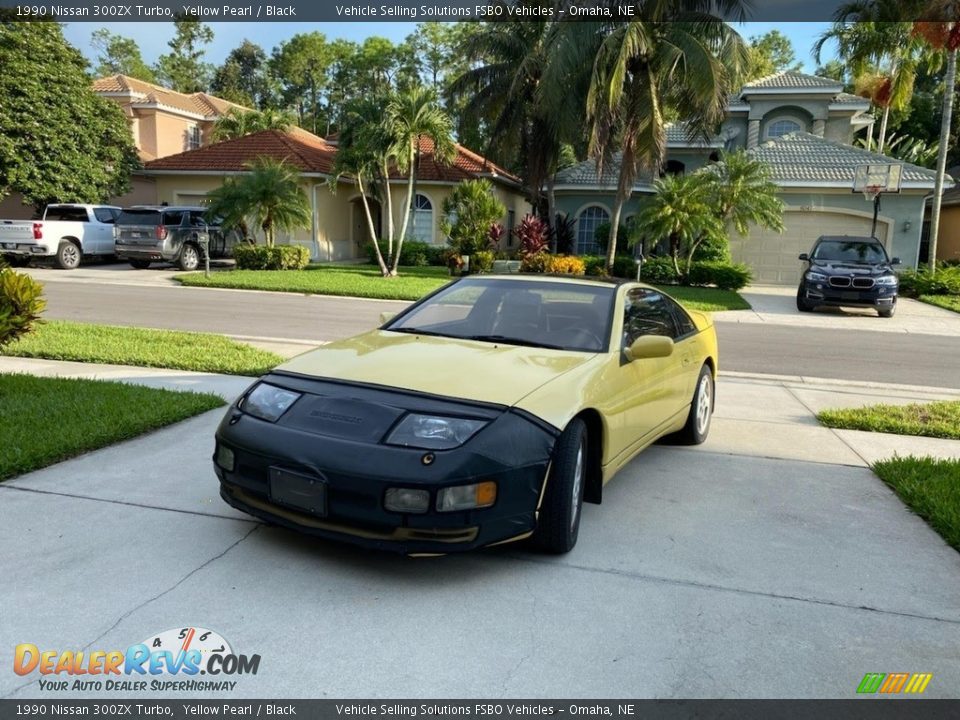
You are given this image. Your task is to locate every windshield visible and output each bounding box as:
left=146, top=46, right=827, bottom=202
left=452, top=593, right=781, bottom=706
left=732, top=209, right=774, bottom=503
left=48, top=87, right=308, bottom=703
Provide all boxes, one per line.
left=116, top=209, right=161, bottom=226
left=812, top=240, right=888, bottom=264
left=386, top=278, right=614, bottom=352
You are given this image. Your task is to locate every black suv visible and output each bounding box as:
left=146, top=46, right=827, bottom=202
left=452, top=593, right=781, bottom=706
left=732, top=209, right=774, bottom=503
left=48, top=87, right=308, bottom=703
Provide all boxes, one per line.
left=796, top=236, right=900, bottom=318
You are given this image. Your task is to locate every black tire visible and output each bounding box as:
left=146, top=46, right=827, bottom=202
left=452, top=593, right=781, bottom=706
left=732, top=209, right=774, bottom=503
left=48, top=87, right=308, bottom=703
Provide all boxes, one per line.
left=533, top=418, right=587, bottom=554
left=878, top=303, right=896, bottom=318
left=129, top=259, right=151, bottom=269
left=177, top=243, right=200, bottom=271
left=796, top=290, right=815, bottom=312
left=56, top=241, right=81, bottom=270
left=677, top=364, right=714, bottom=445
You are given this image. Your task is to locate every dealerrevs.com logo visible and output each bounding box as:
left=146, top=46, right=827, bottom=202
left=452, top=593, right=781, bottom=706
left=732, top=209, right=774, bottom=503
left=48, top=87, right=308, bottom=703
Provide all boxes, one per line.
left=14, top=627, right=261, bottom=693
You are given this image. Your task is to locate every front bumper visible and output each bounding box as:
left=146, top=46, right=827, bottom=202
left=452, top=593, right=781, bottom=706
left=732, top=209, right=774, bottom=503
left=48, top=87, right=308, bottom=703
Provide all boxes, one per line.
left=214, top=374, right=559, bottom=554
left=799, top=281, right=897, bottom=309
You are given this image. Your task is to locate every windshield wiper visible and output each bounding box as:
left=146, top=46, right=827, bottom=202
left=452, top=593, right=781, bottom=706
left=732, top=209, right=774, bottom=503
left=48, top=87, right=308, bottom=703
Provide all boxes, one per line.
left=463, top=334, right=566, bottom=350
left=389, top=327, right=449, bottom=338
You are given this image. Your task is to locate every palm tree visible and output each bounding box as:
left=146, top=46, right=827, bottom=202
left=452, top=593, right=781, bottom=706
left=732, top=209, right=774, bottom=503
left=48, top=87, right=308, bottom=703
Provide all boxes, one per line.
left=205, top=176, right=251, bottom=239
left=547, top=6, right=749, bottom=273
left=211, top=107, right=295, bottom=142
left=385, top=85, right=455, bottom=276
left=707, top=150, right=785, bottom=242
left=229, top=157, right=311, bottom=247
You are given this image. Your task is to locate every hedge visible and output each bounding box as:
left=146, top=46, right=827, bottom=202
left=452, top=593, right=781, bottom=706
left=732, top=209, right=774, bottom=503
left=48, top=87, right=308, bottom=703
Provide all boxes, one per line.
left=233, top=244, right=310, bottom=270
left=898, top=265, right=960, bottom=297
left=363, top=241, right=447, bottom=267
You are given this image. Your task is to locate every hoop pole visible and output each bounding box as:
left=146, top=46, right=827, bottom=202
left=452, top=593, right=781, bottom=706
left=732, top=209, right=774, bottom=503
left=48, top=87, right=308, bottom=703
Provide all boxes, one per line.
left=871, top=194, right=880, bottom=239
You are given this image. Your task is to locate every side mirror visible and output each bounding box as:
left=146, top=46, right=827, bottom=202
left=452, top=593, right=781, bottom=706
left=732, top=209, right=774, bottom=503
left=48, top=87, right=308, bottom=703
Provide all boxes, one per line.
left=379, top=311, right=396, bottom=325
left=798, top=253, right=809, bottom=261
left=891, top=257, right=901, bottom=265
left=625, top=335, right=674, bottom=361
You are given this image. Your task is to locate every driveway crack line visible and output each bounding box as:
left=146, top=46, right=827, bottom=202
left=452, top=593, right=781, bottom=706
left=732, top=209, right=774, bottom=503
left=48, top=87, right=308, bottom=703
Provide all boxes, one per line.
left=1, top=524, right=261, bottom=700
left=782, top=384, right=873, bottom=468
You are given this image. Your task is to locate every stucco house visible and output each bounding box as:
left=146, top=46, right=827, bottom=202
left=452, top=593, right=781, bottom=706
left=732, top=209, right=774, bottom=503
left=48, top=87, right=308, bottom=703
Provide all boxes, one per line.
left=926, top=185, right=960, bottom=264
left=141, top=128, right=530, bottom=261
left=553, top=71, right=942, bottom=285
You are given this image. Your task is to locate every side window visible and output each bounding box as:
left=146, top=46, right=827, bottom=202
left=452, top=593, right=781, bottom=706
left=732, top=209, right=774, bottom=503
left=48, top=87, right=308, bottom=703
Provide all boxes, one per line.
left=664, top=296, right=697, bottom=337
left=188, top=211, right=207, bottom=226
left=162, top=211, right=186, bottom=227
left=93, top=208, right=116, bottom=224
left=46, top=207, right=89, bottom=222
left=622, top=288, right=678, bottom=347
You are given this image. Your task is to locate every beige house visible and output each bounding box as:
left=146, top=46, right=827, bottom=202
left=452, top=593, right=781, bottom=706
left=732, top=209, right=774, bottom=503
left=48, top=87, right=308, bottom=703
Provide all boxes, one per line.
left=143, top=128, right=531, bottom=261
left=927, top=186, right=960, bottom=264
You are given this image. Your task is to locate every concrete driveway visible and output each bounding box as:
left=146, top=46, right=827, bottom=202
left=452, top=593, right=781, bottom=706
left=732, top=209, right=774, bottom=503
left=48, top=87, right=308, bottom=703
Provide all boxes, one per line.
left=714, top=285, right=960, bottom=337
left=2, top=360, right=959, bottom=699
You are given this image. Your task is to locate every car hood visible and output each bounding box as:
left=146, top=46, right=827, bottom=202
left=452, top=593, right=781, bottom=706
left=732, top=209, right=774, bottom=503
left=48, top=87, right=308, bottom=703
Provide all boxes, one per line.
left=277, top=330, right=600, bottom=407
left=810, top=260, right=893, bottom=276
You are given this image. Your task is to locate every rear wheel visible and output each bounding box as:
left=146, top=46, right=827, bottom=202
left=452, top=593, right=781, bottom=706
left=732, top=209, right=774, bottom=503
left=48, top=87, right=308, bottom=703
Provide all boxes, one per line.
left=178, top=244, right=200, bottom=271
left=796, top=290, right=815, bottom=312
left=677, top=365, right=714, bottom=445
left=129, top=259, right=151, bottom=269
left=533, top=418, right=587, bottom=554
left=56, top=241, right=81, bottom=270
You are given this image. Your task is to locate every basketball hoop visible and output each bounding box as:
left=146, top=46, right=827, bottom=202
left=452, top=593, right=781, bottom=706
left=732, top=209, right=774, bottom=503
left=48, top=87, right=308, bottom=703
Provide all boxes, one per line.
left=862, top=184, right=883, bottom=202
left=853, top=164, right=904, bottom=239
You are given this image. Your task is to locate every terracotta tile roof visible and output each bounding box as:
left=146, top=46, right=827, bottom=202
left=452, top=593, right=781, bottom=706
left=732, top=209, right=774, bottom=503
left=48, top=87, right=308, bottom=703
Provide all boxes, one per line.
left=92, top=74, right=247, bottom=118
left=144, top=129, right=522, bottom=187
left=144, top=129, right=336, bottom=174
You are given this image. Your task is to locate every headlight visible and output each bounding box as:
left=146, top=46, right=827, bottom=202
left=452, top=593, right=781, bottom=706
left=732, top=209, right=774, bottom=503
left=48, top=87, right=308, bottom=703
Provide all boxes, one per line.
left=385, top=414, right=487, bottom=450
left=805, top=271, right=827, bottom=282
left=437, top=482, right=497, bottom=512
left=384, top=488, right=430, bottom=514
left=875, top=275, right=898, bottom=287
left=240, top=383, right=301, bottom=422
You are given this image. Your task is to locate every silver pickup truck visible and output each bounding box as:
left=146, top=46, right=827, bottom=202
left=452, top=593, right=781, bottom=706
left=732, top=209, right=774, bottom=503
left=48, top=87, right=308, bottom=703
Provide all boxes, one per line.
left=114, top=206, right=238, bottom=271
left=0, top=204, right=121, bottom=269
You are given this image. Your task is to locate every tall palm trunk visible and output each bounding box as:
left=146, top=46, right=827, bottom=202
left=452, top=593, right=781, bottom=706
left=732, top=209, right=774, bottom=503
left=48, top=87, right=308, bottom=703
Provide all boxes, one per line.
left=928, top=47, right=957, bottom=274
left=392, top=140, right=417, bottom=275
left=358, top=175, right=389, bottom=276
left=605, top=191, right=627, bottom=274
left=378, top=159, right=396, bottom=276
left=877, top=104, right=891, bottom=154
left=546, top=175, right=557, bottom=252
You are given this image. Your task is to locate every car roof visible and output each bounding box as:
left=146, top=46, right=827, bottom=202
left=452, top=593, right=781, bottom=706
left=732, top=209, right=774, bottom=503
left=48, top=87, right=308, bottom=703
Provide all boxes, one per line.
left=460, top=274, right=631, bottom=288
left=126, top=205, right=207, bottom=211
left=815, top=235, right=882, bottom=244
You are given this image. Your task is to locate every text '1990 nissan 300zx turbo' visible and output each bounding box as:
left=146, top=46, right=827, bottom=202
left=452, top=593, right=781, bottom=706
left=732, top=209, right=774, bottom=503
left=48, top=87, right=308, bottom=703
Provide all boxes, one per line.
left=213, top=275, right=718, bottom=554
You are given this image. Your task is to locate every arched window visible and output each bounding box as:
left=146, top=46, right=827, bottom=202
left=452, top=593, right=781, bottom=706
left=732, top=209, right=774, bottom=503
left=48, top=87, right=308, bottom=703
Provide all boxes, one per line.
left=576, top=205, right=609, bottom=255
left=767, top=119, right=802, bottom=138
left=407, top=194, right=433, bottom=243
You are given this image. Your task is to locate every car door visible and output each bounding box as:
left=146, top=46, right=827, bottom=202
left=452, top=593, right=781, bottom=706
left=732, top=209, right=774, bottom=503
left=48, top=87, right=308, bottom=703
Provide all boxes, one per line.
left=606, top=287, right=685, bottom=459
left=663, top=294, right=703, bottom=399
left=92, top=207, right=117, bottom=254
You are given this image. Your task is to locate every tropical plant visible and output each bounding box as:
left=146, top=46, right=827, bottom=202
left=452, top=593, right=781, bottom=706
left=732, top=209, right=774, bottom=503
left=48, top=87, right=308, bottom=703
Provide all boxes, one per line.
left=386, top=84, right=455, bottom=276
left=547, top=9, right=749, bottom=273
left=855, top=132, right=940, bottom=168
left=513, top=214, right=550, bottom=256
left=441, top=180, right=506, bottom=257
left=212, top=157, right=310, bottom=248
left=704, top=150, right=785, bottom=244
left=204, top=176, right=252, bottom=239
left=211, top=108, right=294, bottom=142
left=0, top=267, right=45, bottom=347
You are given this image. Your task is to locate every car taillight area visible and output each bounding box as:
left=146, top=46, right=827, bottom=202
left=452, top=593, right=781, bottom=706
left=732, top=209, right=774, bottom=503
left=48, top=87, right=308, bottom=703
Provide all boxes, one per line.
left=32, top=223, right=42, bottom=240
left=155, top=225, right=168, bottom=240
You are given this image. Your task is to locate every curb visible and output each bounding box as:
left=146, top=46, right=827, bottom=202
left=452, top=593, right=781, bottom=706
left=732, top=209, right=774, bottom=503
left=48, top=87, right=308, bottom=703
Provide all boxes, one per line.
left=720, top=370, right=960, bottom=397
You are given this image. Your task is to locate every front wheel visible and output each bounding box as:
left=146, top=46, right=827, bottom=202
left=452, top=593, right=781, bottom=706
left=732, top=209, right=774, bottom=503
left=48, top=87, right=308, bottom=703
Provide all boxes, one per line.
left=129, top=259, right=151, bottom=269
left=178, top=244, right=200, bottom=271
left=878, top=303, right=896, bottom=318
left=677, top=365, right=714, bottom=445
left=533, top=418, right=587, bottom=554
left=796, top=290, right=815, bottom=312
left=56, top=241, right=81, bottom=270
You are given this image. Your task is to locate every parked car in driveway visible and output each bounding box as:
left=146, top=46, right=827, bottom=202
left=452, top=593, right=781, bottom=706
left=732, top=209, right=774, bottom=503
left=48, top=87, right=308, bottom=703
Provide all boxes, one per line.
left=214, top=275, right=719, bottom=555
left=0, top=204, right=121, bottom=269
left=114, top=206, right=238, bottom=271
left=796, top=235, right=900, bottom=318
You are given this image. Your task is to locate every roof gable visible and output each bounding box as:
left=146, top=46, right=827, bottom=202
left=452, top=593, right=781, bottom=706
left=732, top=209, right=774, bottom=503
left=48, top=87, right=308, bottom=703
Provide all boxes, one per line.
left=741, top=71, right=843, bottom=92
left=92, top=74, right=248, bottom=118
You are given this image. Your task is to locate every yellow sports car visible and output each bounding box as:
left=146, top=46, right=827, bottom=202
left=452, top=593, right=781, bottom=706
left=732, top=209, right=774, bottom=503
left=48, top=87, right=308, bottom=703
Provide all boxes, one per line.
left=214, top=275, right=718, bottom=554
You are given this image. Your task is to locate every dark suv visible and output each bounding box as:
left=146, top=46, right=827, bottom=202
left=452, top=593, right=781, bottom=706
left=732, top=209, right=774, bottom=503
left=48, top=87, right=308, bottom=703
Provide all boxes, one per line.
left=796, top=236, right=901, bottom=318
left=114, top=206, right=238, bottom=271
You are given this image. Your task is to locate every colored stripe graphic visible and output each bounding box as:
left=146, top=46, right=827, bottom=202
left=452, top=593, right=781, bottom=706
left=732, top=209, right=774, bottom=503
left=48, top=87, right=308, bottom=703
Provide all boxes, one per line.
left=857, top=674, right=885, bottom=693
left=880, top=673, right=909, bottom=693
left=858, top=673, right=932, bottom=694
left=904, top=674, right=933, bottom=694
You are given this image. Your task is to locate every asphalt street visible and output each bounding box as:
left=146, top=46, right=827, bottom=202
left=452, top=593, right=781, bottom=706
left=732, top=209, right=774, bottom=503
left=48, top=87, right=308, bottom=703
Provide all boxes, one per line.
left=33, top=279, right=960, bottom=388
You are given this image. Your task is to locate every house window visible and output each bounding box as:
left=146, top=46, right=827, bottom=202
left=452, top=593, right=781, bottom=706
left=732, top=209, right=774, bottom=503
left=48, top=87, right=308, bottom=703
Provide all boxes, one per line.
left=576, top=205, right=609, bottom=255
left=187, top=126, right=202, bottom=151
left=407, top=194, right=433, bottom=243
left=767, top=119, right=802, bottom=138
left=664, top=160, right=686, bottom=176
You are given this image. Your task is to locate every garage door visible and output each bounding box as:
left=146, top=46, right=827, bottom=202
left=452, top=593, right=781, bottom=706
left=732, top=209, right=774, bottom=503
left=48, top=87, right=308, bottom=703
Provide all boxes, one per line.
left=730, top=210, right=889, bottom=285
left=175, top=193, right=209, bottom=206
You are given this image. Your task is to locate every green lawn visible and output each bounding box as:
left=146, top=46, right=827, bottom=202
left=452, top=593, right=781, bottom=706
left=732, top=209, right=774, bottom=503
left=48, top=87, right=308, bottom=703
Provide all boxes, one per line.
left=920, top=294, right=960, bottom=314
left=818, top=400, right=960, bottom=440
left=177, top=264, right=450, bottom=301
left=0, top=374, right=223, bottom=481
left=873, top=456, right=960, bottom=552
left=1, top=321, right=283, bottom=376
left=653, top=285, right=751, bottom=312
left=175, top=263, right=750, bottom=311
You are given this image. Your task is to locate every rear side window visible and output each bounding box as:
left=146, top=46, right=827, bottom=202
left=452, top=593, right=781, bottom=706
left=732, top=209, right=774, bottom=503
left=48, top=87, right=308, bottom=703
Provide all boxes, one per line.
left=622, top=288, right=679, bottom=346
left=188, top=211, right=208, bottom=226
left=162, top=210, right=187, bottom=226
left=93, top=208, right=117, bottom=223
left=117, top=209, right=161, bottom=226
left=665, top=296, right=697, bottom=337
left=45, top=207, right=89, bottom=222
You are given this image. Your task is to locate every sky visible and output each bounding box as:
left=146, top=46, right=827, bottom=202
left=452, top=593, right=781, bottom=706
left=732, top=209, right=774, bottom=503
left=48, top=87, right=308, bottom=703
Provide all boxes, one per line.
left=62, top=21, right=838, bottom=73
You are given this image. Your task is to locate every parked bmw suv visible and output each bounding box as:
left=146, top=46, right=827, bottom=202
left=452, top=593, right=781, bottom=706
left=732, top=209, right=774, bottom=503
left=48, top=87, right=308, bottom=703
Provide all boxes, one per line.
left=115, top=206, right=238, bottom=271
left=796, top=236, right=900, bottom=318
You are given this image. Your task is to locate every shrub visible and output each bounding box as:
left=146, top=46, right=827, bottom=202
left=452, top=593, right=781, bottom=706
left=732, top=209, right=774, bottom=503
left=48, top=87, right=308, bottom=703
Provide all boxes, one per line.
left=514, top=214, right=550, bottom=256
left=471, top=250, right=495, bottom=274
left=593, top=222, right=628, bottom=253
left=639, top=257, right=681, bottom=284
left=898, top=265, right=960, bottom=297
left=0, top=268, right=46, bottom=347
left=545, top=255, right=586, bottom=275
left=687, top=261, right=753, bottom=290
left=233, top=243, right=310, bottom=270
left=692, top=233, right=732, bottom=262
left=442, top=179, right=506, bottom=256
left=611, top=255, right=639, bottom=279
left=553, top=213, right=577, bottom=255
left=580, top=255, right=607, bottom=276
left=520, top=252, right=551, bottom=273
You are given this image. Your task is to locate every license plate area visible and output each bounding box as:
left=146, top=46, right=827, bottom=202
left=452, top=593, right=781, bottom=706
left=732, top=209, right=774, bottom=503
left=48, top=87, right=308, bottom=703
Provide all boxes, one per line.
left=840, top=292, right=861, bottom=301
left=269, top=467, right=327, bottom=516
